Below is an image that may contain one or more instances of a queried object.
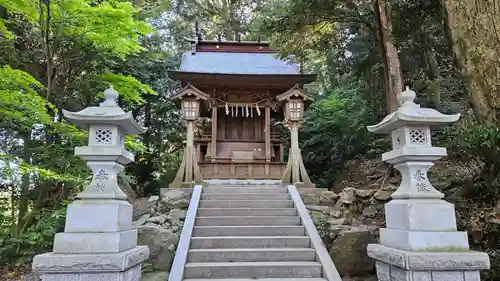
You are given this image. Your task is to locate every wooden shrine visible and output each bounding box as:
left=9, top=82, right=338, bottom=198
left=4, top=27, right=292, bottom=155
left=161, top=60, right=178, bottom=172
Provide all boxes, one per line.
left=168, top=40, right=316, bottom=187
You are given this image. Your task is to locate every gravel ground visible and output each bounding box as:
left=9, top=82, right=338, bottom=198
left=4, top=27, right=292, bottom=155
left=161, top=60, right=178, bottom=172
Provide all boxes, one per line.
left=22, top=272, right=41, bottom=281
left=3, top=271, right=40, bottom=281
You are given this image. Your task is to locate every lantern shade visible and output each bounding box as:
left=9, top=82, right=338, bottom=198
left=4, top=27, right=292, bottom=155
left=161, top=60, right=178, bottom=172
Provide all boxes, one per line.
left=367, top=87, right=460, bottom=134
left=182, top=98, right=200, bottom=120
left=285, top=99, right=304, bottom=121
left=62, top=86, right=146, bottom=135
left=277, top=85, right=313, bottom=122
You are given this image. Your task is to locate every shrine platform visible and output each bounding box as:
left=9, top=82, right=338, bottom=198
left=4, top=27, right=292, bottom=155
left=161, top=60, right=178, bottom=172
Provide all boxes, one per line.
left=199, top=160, right=287, bottom=179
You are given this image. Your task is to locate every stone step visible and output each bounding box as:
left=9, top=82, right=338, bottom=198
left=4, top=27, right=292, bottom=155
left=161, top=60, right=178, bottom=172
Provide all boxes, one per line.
left=190, top=236, right=310, bottom=249
left=195, top=216, right=301, bottom=226
left=188, top=248, right=316, bottom=262
left=203, top=187, right=288, bottom=193
left=197, top=208, right=297, bottom=217
left=199, top=200, right=294, bottom=208
left=193, top=226, right=306, bottom=237
left=205, top=183, right=283, bottom=186
left=185, top=279, right=326, bottom=281
left=184, top=261, right=322, bottom=278
left=201, top=193, right=290, bottom=200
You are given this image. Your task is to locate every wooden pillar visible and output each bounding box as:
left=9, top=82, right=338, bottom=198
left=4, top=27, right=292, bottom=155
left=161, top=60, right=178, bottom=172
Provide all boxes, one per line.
left=279, top=144, right=284, bottom=162
left=265, top=107, right=271, bottom=175
left=281, top=121, right=312, bottom=187
left=185, top=121, right=194, bottom=183
left=290, top=123, right=300, bottom=183
left=265, top=107, right=271, bottom=161
left=211, top=107, right=217, bottom=161
left=196, top=144, right=201, bottom=162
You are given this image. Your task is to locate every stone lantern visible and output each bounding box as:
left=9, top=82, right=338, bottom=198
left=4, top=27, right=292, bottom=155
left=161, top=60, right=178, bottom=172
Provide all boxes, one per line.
left=170, top=84, right=209, bottom=188
left=277, top=85, right=314, bottom=187
left=32, top=86, right=149, bottom=281
left=366, top=87, right=489, bottom=281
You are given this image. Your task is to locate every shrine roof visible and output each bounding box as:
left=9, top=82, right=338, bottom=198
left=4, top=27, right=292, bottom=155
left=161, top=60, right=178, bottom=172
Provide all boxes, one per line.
left=168, top=40, right=316, bottom=87
left=178, top=51, right=300, bottom=75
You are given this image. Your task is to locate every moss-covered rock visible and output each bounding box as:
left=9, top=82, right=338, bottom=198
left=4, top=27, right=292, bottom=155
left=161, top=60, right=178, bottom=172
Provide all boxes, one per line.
left=142, top=271, right=169, bottom=281
left=329, top=227, right=377, bottom=277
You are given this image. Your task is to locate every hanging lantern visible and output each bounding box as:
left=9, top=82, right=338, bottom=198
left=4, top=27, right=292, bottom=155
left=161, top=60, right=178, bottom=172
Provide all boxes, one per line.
left=181, top=97, right=199, bottom=120
left=285, top=99, right=304, bottom=121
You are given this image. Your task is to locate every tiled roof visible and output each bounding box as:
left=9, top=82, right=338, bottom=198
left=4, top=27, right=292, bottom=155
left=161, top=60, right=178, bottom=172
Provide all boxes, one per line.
left=179, top=52, right=300, bottom=75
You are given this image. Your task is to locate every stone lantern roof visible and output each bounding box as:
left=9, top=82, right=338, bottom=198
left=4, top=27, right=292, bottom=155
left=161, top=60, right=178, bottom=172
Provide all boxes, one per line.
left=62, top=86, right=146, bottom=135
left=367, top=87, right=460, bottom=134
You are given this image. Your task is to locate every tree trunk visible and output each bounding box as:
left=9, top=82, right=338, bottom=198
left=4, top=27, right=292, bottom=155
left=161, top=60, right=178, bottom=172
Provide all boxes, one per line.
left=16, top=133, right=31, bottom=236
left=133, top=101, right=154, bottom=196
left=373, top=0, right=403, bottom=113
left=422, top=44, right=442, bottom=110
left=440, top=0, right=500, bottom=124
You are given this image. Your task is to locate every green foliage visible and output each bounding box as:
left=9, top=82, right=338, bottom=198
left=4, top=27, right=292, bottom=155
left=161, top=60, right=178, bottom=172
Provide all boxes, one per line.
left=446, top=118, right=500, bottom=193
left=99, top=73, right=157, bottom=105
left=301, top=81, right=374, bottom=188
left=178, top=0, right=261, bottom=40
left=0, top=201, right=68, bottom=265
left=0, top=0, right=172, bottom=268
left=0, top=66, right=51, bottom=130
left=57, top=0, right=153, bottom=58
left=1, top=0, right=153, bottom=57
left=0, top=0, right=38, bottom=22
left=0, top=0, right=38, bottom=39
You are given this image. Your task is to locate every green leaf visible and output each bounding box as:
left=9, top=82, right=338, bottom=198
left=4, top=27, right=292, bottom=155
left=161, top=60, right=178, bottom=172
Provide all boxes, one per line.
left=99, top=72, right=157, bottom=105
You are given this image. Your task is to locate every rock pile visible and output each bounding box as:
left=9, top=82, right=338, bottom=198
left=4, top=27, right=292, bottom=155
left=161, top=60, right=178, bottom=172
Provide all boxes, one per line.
left=132, top=188, right=192, bottom=277
left=298, top=158, right=399, bottom=278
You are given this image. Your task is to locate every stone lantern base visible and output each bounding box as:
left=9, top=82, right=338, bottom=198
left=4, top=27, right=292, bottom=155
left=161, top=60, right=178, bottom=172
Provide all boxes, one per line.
left=368, top=244, right=489, bottom=281
left=367, top=199, right=490, bottom=281
left=33, top=199, right=149, bottom=281
left=32, top=246, right=148, bottom=281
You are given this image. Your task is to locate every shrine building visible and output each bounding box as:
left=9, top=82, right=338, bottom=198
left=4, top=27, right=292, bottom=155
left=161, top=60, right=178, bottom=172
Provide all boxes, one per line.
left=168, top=39, right=316, bottom=187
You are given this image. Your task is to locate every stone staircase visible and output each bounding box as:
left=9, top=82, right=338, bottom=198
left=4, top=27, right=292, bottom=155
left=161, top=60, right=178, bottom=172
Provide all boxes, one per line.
left=169, top=182, right=341, bottom=281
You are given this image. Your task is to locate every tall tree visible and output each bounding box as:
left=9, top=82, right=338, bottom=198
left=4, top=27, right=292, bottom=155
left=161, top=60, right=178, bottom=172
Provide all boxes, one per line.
left=441, top=0, right=500, bottom=124
left=0, top=0, right=160, bottom=261
left=373, top=0, right=402, bottom=112
left=256, top=0, right=403, bottom=112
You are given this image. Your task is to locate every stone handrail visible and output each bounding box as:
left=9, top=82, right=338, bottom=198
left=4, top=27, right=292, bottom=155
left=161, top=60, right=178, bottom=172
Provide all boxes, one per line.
left=168, top=184, right=203, bottom=281
left=287, top=184, right=342, bottom=281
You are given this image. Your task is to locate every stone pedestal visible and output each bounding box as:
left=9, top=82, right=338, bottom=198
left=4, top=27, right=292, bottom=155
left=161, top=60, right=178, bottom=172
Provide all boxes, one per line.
left=369, top=244, right=489, bottom=281
left=366, top=87, right=490, bottom=281
left=33, top=245, right=148, bottom=281
left=33, top=87, right=149, bottom=280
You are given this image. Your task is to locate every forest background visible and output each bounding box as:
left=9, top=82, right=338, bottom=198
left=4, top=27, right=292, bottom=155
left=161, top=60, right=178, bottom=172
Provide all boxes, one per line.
left=1, top=0, right=500, bottom=279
